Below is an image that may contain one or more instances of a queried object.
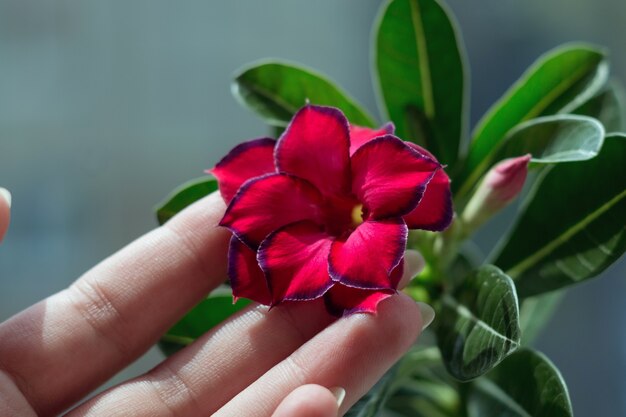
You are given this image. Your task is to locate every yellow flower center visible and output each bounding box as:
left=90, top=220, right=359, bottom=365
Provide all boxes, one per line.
left=351, top=203, right=364, bottom=226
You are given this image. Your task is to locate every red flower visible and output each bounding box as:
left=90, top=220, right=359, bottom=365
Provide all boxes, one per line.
left=211, top=105, right=452, bottom=316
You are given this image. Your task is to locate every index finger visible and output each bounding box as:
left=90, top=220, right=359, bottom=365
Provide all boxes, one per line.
left=0, top=192, right=230, bottom=416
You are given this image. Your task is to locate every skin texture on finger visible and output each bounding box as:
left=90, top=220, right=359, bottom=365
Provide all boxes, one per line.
left=66, top=254, right=420, bottom=417
left=0, top=187, right=10, bottom=242
left=0, top=371, right=37, bottom=417
left=0, top=192, right=230, bottom=415
left=215, top=294, right=423, bottom=417
left=66, top=300, right=335, bottom=417
left=271, top=384, right=339, bottom=417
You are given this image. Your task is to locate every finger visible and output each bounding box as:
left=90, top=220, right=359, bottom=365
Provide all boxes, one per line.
left=271, top=385, right=342, bottom=417
left=66, top=255, right=420, bottom=417
left=216, top=295, right=433, bottom=417
left=0, top=370, right=37, bottom=417
left=0, top=192, right=231, bottom=415
left=0, top=187, right=11, bottom=242
left=67, top=299, right=335, bottom=417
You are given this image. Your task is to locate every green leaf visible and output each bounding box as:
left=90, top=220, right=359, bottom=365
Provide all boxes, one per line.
left=388, top=387, right=459, bottom=417
left=155, top=177, right=218, bottom=225
left=573, top=81, right=626, bottom=132
left=458, top=44, right=607, bottom=194
left=493, top=134, right=626, bottom=297
left=435, top=265, right=521, bottom=381
left=386, top=348, right=461, bottom=417
left=374, top=0, right=467, bottom=166
left=159, top=290, right=250, bottom=356
left=232, top=60, right=376, bottom=127
left=345, top=362, right=402, bottom=417
left=457, top=114, right=605, bottom=203
left=468, top=349, right=573, bottom=417
left=348, top=347, right=460, bottom=417
left=499, top=115, right=604, bottom=164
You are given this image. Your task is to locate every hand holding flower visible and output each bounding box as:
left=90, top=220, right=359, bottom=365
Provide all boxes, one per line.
left=0, top=189, right=433, bottom=416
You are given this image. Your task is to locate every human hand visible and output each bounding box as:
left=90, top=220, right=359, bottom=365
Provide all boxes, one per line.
left=0, top=190, right=433, bottom=416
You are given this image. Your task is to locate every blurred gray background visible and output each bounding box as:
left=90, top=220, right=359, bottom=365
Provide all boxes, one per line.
left=0, top=1, right=624, bottom=415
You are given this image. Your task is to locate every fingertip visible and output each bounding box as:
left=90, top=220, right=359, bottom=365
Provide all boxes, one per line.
left=404, top=249, right=425, bottom=277
left=329, top=294, right=425, bottom=414
left=0, top=187, right=11, bottom=242
left=397, top=249, right=425, bottom=289
left=0, top=188, right=11, bottom=208
left=376, top=293, right=424, bottom=344
left=340, top=293, right=424, bottom=367
left=272, top=384, right=339, bottom=417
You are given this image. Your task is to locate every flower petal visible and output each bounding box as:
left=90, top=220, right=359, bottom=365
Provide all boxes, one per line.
left=275, top=105, right=351, bottom=197
left=210, top=137, right=276, bottom=203
left=220, top=174, right=323, bottom=248
left=323, top=283, right=394, bottom=317
left=228, top=236, right=271, bottom=305
left=403, top=169, right=453, bottom=231
left=390, top=257, right=404, bottom=289
left=258, top=221, right=334, bottom=303
left=329, top=219, right=408, bottom=290
left=406, top=141, right=438, bottom=162
left=349, top=123, right=394, bottom=156
left=351, top=135, right=440, bottom=219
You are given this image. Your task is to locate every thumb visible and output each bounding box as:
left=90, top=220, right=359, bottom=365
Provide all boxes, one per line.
left=272, top=384, right=344, bottom=417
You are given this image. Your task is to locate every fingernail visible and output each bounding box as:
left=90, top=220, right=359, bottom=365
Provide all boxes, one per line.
left=329, top=386, right=346, bottom=408
left=0, top=188, right=11, bottom=208
left=404, top=249, right=425, bottom=278
left=416, top=302, right=435, bottom=330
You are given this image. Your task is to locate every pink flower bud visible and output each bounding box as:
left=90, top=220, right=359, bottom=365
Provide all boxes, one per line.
left=461, top=154, right=531, bottom=234
left=484, top=154, right=531, bottom=204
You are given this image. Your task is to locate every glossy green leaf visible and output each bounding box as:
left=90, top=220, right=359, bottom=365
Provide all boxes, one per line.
left=498, top=115, right=604, bottom=164
left=458, top=44, right=607, bottom=194
left=348, top=347, right=459, bottom=417
left=374, top=0, right=467, bottom=166
left=436, top=265, right=521, bottom=381
left=233, top=60, right=376, bottom=127
left=345, top=363, right=400, bottom=417
left=159, top=290, right=250, bottom=356
left=156, top=177, right=218, bottom=225
left=457, top=114, right=605, bottom=202
left=468, top=349, right=573, bottom=417
left=388, top=385, right=459, bottom=417
left=573, top=82, right=625, bottom=132
left=386, top=348, right=460, bottom=417
left=493, top=134, right=626, bottom=297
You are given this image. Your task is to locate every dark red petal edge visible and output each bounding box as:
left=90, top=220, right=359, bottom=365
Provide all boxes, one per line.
left=323, top=284, right=395, bottom=317
left=351, top=135, right=441, bottom=219
left=228, top=235, right=272, bottom=305
left=328, top=219, right=408, bottom=290
left=403, top=169, right=454, bottom=232
left=219, top=172, right=323, bottom=249
left=257, top=220, right=334, bottom=304
left=349, top=122, right=396, bottom=155
left=274, top=104, right=352, bottom=197
left=209, top=137, right=276, bottom=203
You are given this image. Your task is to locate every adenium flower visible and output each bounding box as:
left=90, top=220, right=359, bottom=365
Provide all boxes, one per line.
left=210, top=105, right=452, bottom=316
